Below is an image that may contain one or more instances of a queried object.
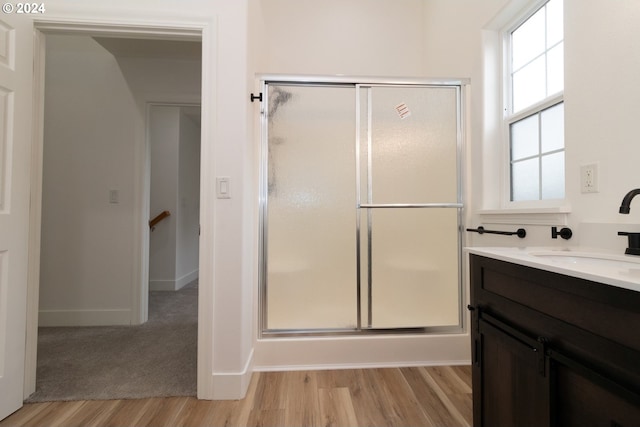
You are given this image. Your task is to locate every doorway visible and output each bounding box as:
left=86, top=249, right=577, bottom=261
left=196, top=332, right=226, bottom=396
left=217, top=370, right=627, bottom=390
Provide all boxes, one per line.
left=261, top=78, right=464, bottom=335
left=148, top=103, right=201, bottom=293
left=31, top=31, right=203, bottom=399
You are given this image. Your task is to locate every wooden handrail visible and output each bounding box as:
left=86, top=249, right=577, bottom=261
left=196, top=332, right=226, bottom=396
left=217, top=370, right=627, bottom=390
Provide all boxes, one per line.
left=149, top=210, right=171, bottom=230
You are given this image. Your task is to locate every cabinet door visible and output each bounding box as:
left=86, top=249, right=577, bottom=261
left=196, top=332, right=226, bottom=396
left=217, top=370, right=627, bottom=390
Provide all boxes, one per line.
left=477, top=317, right=550, bottom=427
left=552, top=356, right=640, bottom=427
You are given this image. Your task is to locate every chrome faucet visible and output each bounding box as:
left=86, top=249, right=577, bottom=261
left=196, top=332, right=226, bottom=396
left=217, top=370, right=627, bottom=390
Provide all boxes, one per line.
left=619, top=188, right=640, bottom=214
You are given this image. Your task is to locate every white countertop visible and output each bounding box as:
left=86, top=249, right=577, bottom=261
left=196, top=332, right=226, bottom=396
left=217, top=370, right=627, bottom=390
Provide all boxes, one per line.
left=465, top=246, right=640, bottom=293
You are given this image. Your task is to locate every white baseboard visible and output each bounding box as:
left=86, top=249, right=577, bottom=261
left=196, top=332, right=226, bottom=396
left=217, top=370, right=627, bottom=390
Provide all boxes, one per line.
left=38, top=308, right=132, bottom=326
left=210, top=349, right=254, bottom=400
left=176, top=269, right=199, bottom=289
left=150, top=269, right=199, bottom=291
left=253, top=333, right=471, bottom=372
left=254, top=359, right=472, bottom=372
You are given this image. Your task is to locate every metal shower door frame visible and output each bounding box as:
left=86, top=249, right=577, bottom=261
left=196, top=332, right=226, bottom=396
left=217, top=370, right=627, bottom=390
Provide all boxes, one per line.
left=356, top=84, right=464, bottom=330
left=258, top=75, right=467, bottom=337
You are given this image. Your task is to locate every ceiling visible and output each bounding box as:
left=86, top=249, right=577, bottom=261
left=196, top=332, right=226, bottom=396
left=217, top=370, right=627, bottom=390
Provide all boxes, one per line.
left=92, top=37, right=202, bottom=124
left=93, top=37, right=202, bottom=60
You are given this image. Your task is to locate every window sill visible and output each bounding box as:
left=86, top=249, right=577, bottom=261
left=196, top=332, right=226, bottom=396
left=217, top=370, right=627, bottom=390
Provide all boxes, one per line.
left=477, top=205, right=571, bottom=225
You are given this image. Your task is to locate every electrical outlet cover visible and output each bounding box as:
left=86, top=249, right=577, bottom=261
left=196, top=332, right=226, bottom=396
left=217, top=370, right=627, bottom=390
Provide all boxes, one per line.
left=580, top=163, right=599, bottom=193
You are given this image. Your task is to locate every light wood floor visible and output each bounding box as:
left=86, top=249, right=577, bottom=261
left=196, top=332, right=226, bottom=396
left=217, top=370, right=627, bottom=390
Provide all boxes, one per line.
left=1, top=366, right=472, bottom=427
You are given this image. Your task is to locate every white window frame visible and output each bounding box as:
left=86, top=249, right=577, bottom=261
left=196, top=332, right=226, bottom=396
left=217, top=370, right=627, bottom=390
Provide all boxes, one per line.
left=500, top=0, right=566, bottom=210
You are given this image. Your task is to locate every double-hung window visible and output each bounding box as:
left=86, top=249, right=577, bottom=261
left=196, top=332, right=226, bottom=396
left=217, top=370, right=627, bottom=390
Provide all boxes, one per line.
left=506, top=0, right=564, bottom=202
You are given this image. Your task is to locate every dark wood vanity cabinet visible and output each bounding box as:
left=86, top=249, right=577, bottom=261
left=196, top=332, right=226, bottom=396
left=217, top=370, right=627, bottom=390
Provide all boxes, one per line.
left=469, top=254, right=640, bottom=427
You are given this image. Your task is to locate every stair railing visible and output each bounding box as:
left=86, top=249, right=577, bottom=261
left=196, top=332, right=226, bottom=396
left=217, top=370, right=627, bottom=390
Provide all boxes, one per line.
left=149, top=210, right=171, bottom=231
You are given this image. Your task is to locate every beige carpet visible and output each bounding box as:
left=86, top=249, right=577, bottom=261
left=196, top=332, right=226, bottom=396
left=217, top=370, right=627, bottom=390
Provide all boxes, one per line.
left=25, top=281, right=197, bottom=402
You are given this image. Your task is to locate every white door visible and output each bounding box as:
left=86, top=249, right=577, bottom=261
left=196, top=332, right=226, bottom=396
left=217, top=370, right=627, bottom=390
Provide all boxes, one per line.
left=0, top=15, right=34, bottom=420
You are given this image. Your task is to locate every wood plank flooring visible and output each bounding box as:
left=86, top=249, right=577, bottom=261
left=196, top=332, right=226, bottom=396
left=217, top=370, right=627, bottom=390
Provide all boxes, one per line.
left=0, top=366, right=472, bottom=427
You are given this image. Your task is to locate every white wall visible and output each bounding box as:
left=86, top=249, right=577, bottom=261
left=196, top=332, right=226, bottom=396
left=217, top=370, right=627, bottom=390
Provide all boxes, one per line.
left=149, top=106, right=180, bottom=289
left=563, top=0, right=640, bottom=238
left=177, top=110, right=201, bottom=283
left=257, top=0, right=427, bottom=76
left=469, top=0, right=640, bottom=251
left=40, top=35, right=139, bottom=326
left=115, top=56, right=202, bottom=104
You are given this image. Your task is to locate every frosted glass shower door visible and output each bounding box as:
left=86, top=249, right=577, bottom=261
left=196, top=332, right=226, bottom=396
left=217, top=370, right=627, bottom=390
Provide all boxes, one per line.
left=359, top=85, right=462, bottom=329
left=264, top=84, right=357, bottom=330
left=261, top=80, right=463, bottom=334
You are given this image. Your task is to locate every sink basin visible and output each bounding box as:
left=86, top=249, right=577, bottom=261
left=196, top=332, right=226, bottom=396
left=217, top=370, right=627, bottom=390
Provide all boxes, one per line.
left=528, top=251, right=640, bottom=268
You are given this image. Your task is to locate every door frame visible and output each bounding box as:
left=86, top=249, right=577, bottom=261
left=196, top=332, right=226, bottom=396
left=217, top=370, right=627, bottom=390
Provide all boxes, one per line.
left=26, top=18, right=214, bottom=399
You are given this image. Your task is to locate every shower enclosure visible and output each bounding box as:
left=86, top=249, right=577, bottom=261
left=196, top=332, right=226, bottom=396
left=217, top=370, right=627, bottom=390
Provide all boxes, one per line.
left=259, top=76, right=464, bottom=336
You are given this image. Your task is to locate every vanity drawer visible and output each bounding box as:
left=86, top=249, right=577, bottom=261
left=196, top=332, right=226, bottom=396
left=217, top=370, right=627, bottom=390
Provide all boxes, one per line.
left=471, top=255, right=640, bottom=353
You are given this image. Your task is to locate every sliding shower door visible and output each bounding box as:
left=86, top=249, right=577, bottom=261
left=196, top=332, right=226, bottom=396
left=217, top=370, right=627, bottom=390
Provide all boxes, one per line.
left=260, top=79, right=463, bottom=334
left=358, top=86, right=462, bottom=329
left=263, top=84, right=358, bottom=330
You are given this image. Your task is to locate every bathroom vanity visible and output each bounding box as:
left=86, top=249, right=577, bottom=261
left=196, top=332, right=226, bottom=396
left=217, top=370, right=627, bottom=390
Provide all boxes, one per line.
left=468, top=248, right=640, bottom=426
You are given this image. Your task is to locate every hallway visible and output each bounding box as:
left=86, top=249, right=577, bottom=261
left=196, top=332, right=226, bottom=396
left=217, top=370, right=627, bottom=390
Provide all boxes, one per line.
left=26, top=282, right=198, bottom=402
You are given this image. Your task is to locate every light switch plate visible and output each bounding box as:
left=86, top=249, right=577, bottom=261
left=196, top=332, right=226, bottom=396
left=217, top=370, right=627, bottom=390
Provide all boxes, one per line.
left=109, top=189, right=119, bottom=203
left=216, top=177, right=231, bottom=199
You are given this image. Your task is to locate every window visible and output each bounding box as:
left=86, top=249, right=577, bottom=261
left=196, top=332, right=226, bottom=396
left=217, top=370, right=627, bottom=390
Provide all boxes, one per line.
left=506, top=0, right=564, bottom=202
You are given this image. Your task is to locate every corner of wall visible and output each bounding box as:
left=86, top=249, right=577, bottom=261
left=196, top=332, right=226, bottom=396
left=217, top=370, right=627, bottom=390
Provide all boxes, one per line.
left=210, top=348, right=254, bottom=400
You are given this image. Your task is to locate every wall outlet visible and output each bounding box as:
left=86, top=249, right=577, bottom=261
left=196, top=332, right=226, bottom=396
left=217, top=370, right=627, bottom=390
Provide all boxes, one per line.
left=580, top=163, right=599, bottom=193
